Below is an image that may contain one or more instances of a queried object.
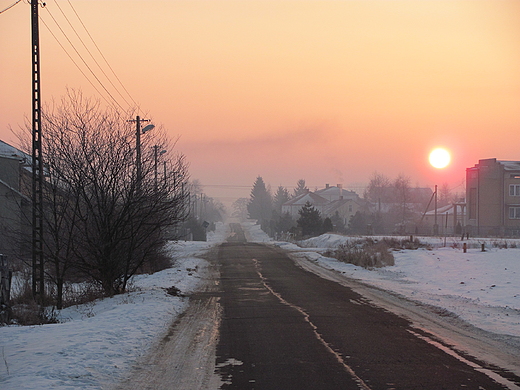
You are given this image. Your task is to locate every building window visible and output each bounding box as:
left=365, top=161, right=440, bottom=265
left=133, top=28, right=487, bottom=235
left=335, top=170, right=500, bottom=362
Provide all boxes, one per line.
left=510, top=185, right=520, bottom=196
left=509, top=207, right=520, bottom=219
left=348, top=205, right=353, bottom=212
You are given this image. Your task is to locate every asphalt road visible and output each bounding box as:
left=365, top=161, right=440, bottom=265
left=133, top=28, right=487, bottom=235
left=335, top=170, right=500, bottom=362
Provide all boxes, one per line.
left=215, top=226, right=517, bottom=389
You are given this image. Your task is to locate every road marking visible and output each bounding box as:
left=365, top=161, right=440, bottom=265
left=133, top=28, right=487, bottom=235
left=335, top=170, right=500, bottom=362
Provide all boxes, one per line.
left=408, top=329, right=520, bottom=390
left=252, top=258, right=372, bottom=390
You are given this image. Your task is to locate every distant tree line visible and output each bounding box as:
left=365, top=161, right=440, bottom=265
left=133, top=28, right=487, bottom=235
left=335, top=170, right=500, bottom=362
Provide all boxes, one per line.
left=235, top=176, right=332, bottom=239
left=181, top=179, right=226, bottom=241
left=239, top=172, right=462, bottom=240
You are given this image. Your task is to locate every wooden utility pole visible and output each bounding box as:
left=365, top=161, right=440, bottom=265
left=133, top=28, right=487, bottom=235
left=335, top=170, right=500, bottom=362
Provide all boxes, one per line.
left=31, top=0, right=44, bottom=304
left=129, top=116, right=153, bottom=187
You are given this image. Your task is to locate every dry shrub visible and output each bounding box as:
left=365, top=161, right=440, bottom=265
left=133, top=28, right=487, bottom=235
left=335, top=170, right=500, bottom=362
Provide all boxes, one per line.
left=10, top=302, right=58, bottom=325
left=334, top=239, right=395, bottom=268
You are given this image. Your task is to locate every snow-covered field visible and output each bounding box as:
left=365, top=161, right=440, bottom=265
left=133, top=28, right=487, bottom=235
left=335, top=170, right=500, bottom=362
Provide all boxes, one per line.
left=1, top=221, right=519, bottom=389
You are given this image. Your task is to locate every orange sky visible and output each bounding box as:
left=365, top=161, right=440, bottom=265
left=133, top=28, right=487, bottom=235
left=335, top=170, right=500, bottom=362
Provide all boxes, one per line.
left=1, top=0, right=520, bottom=204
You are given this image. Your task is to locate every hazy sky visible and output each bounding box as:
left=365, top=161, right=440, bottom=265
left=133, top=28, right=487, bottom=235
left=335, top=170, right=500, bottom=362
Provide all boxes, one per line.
left=2, top=0, right=520, bottom=203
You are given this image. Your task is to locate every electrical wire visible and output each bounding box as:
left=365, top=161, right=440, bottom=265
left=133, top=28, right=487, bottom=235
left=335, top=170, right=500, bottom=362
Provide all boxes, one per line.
left=66, top=0, right=139, bottom=110
left=39, top=16, right=118, bottom=110
left=53, top=0, right=133, bottom=109
left=42, top=4, right=127, bottom=112
left=0, top=0, right=22, bottom=15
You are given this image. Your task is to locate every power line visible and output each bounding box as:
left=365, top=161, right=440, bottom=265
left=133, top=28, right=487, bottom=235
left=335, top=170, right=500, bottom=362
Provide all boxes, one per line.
left=0, top=0, right=22, bottom=15
left=39, top=16, right=117, bottom=110
left=42, top=4, right=127, bottom=112
left=53, top=0, right=134, bottom=109
left=66, top=0, right=139, bottom=110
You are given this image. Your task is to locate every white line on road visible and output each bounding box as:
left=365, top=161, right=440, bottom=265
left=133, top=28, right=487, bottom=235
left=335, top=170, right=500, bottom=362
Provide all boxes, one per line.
left=252, top=258, right=372, bottom=390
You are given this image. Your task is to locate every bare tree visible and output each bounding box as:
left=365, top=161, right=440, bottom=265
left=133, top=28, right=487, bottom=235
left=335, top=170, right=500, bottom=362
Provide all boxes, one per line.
left=364, top=172, right=391, bottom=209
left=232, top=198, right=249, bottom=221
left=438, top=182, right=452, bottom=207
left=391, top=174, right=413, bottom=230
left=38, top=91, right=190, bottom=300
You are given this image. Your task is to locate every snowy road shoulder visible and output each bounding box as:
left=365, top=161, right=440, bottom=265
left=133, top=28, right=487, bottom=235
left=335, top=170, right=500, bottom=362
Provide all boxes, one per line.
left=284, top=245, right=520, bottom=338
left=0, top=225, right=227, bottom=390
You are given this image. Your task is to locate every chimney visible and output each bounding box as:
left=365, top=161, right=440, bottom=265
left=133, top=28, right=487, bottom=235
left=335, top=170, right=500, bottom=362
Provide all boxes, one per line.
left=325, top=184, right=329, bottom=189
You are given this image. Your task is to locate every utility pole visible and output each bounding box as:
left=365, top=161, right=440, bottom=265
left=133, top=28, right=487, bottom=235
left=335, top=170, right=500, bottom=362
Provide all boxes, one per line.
left=129, top=116, right=154, bottom=187
left=31, top=0, right=44, bottom=304
left=135, top=115, right=143, bottom=183
left=434, top=184, right=438, bottom=235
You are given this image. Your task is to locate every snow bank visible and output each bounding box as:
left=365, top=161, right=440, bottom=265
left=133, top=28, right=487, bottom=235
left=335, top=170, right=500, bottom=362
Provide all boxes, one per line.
left=0, top=222, right=228, bottom=390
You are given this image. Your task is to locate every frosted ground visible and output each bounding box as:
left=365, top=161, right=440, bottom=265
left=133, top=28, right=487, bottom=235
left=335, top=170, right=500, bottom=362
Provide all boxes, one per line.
left=1, top=221, right=519, bottom=389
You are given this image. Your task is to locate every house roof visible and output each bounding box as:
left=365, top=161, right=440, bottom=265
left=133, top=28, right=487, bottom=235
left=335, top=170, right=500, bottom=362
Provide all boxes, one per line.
left=0, top=177, right=29, bottom=201
left=283, top=191, right=328, bottom=206
left=0, top=140, right=29, bottom=161
left=323, top=198, right=355, bottom=215
left=314, top=186, right=357, bottom=199
left=425, top=204, right=466, bottom=216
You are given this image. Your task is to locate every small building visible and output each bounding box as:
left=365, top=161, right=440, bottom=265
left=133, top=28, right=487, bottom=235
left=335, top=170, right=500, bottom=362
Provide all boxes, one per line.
left=281, top=184, right=365, bottom=229
left=322, top=197, right=366, bottom=228
left=281, top=191, right=329, bottom=219
left=466, top=158, right=520, bottom=236
left=0, top=140, right=31, bottom=256
left=422, top=203, right=466, bottom=236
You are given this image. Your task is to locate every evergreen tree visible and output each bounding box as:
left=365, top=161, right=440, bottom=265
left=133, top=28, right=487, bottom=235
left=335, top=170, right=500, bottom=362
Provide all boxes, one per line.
left=297, top=201, right=323, bottom=237
left=277, top=212, right=296, bottom=233
left=331, top=211, right=345, bottom=233
left=348, top=211, right=369, bottom=234
left=273, top=186, right=290, bottom=214
left=293, top=179, right=308, bottom=198
left=323, top=217, right=333, bottom=233
left=247, top=176, right=272, bottom=222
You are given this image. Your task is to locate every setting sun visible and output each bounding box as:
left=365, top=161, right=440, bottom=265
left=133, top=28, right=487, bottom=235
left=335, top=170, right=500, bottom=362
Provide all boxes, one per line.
left=429, top=148, right=451, bottom=169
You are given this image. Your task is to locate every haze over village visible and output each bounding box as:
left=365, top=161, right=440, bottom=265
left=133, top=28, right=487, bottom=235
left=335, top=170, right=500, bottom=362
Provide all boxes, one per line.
left=1, top=1, right=520, bottom=389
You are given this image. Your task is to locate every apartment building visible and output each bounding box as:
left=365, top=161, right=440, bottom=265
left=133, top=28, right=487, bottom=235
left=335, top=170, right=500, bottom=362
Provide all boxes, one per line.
left=466, top=158, right=520, bottom=236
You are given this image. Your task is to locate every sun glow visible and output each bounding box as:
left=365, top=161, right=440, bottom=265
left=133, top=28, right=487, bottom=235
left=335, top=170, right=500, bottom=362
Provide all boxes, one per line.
left=429, top=148, right=451, bottom=169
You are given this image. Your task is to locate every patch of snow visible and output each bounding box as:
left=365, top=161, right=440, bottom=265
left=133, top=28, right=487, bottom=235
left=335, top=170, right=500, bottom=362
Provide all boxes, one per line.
left=0, top=222, right=228, bottom=390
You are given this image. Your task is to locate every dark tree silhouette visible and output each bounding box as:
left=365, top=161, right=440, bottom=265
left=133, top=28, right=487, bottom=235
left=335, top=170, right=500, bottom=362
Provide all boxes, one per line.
left=273, top=186, right=290, bottom=214
left=293, top=179, right=308, bottom=198
left=37, top=91, right=190, bottom=300
left=247, top=176, right=272, bottom=222
left=297, top=201, right=323, bottom=237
